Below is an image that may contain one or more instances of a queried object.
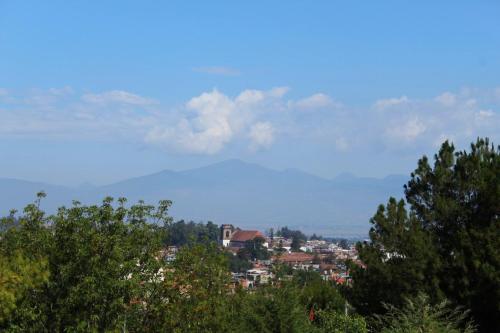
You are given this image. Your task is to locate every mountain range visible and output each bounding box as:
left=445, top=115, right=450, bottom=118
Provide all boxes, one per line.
left=0, top=159, right=408, bottom=237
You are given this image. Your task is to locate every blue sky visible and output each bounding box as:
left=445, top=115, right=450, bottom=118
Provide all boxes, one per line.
left=1, top=1, right=499, bottom=185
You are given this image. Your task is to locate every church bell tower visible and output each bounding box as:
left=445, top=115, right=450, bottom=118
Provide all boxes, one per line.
left=220, top=224, right=233, bottom=247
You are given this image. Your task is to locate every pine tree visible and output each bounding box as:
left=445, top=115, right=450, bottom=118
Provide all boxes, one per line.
left=349, top=138, right=499, bottom=332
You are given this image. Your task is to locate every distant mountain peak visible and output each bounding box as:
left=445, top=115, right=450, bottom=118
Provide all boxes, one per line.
left=0, top=161, right=407, bottom=236
left=180, top=159, right=272, bottom=175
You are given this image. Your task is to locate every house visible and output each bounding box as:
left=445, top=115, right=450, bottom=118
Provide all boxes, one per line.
left=246, top=268, right=272, bottom=287
left=220, top=224, right=268, bottom=248
left=231, top=269, right=272, bottom=289
left=273, top=252, right=314, bottom=266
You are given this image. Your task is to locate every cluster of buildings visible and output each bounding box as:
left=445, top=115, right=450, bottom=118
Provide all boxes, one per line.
left=161, top=224, right=359, bottom=289
left=219, top=224, right=359, bottom=289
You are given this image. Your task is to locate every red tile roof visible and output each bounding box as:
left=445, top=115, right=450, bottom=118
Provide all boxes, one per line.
left=230, top=230, right=265, bottom=242
left=274, top=252, right=314, bottom=263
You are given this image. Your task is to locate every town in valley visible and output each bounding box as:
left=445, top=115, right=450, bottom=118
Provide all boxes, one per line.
left=163, top=223, right=360, bottom=289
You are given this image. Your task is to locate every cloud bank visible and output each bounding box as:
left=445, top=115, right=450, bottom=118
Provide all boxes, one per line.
left=0, top=86, right=499, bottom=156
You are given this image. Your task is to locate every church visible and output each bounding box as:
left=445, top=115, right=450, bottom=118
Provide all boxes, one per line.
left=220, top=224, right=268, bottom=248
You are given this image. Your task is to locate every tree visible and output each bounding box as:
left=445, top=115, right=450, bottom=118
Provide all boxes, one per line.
left=227, top=252, right=252, bottom=273
left=404, top=139, right=499, bottom=332
left=376, top=294, right=475, bottom=333
left=0, top=252, right=49, bottom=328
left=349, top=138, right=499, bottom=332
left=291, top=235, right=302, bottom=252
left=235, top=282, right=313, bottom=332
left=240, top=236, right=270, bottom=261
left=0, top=196, right=171, bottom=332
left=3, top=195, right=365, bottom=332
left=315, top=310, right=368, bottom=333
left=310, top=233, right=323, bottom=241
left=294, top=271, right=345, bottom=313
left=338, top=239, right=349, bottom=250
left=155, top=243, right=234, bottom=332
left=276, top=227, right=307, bottom=242
left=166, top=220, right=219, bottom=246
left=349, top=198, right=442, bottom=315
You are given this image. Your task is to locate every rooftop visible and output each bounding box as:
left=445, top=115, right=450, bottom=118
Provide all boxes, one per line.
left=231, top=230, right=265, bottom=242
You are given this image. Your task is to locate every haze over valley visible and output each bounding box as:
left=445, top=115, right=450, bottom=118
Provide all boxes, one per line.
left=0, top=159, right=406, bottom=237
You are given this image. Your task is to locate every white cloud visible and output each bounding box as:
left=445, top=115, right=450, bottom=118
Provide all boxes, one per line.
left=192, top=66, right=240, bottom=76
left=183, top=89, right=234, bottom=153
left=235, top=89, right=265, bottom=105
left=146, top=120, right=232, bottom=155
left=374, top=96, right=409, bottom=109
left=268, top=86, right=290, bottom=98
left=294, top=93, right=335, bottom=110
left=376, top=89, right=500, bottom=150
left=1, top=86, right=499, bottom=157
left=48, top=86, right=74, bottom=96
left=145, top=87, right=287, bottom=154
left=476, top=109, right=494, bottom=119
left=0, top=88, right=156, bottom=140
left=435, top=92, right=456, bottom=107
left=249, top=122, right=274, bottom=150
left=465, top=98, right=477, bottom=108
left=22, top=87, right=74, bottom=106
left=386, top=117, right=426, bottom=141
left=82, top=90, right=157, bottom=106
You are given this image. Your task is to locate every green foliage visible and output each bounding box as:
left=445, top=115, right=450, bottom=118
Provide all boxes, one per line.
left=3, top=196, right=344, bottom=332
left=294, top=271, right=345, bottom=313
left=226, top=251, right=252, bottom=273
left=238, top=236, right=270, bottom=261
left=404, top=139, right=499, bottom=332
left=0, top=252, right=49, bottom=327
left=293, top=269, right=323, bottom=287
left=291, top=235, right=302, bottom=251
left=350, top=198, right=442, bottom=315
left=226, top=237, right=270, bottom=272
left=339, top=239, right=349, bottom=249
left=272, top=262, right=294, bottom=279
left=310, top=233, right=323, bottom=241
left=350, top=138, right=499, bottom=332
left=0, top=196, right=171, bottom=332
left=276, top=226, right=307, bottom=241
left=235, top=282, right=314, bottom=333
left=156, top=243, right=234, bottom=332
left=376, top=294, right=475, bottom=333
left=315, top=310, right=368, bottom=333
left=166, top=220, right=219, bottom=246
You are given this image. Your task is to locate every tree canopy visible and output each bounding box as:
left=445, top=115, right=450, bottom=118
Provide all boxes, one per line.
left=350, top=138, right=499, bottom=332
left=276, top=226, right=307, bottom=241
left=0, top=196, right=357, bottom=333
left=165, top=220, right=219, bottom=246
